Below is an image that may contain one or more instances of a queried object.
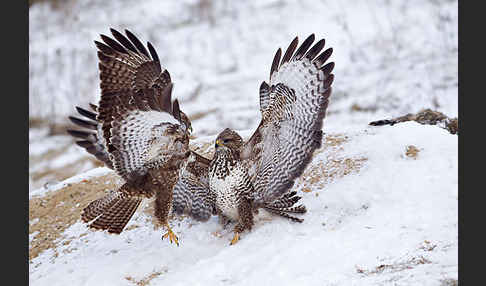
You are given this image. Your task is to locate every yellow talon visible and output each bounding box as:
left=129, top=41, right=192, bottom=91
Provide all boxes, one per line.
left=230, top=232, right=240, bottom=245
left=162, top=225, right=179, bottom=246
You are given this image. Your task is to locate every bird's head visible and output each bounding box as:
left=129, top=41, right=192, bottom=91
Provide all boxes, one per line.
left=163, top=123, right=189, bottom=151
left=215, top=128, right=243, bottom=152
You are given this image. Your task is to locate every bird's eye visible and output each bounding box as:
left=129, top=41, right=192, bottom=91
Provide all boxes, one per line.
left=223, top=139, right=229, bottom=143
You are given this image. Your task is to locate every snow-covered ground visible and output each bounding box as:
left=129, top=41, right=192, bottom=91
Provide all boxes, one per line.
left=29, top=123, right=457, bottom=285
left=29, top=0, right=458, bottom=285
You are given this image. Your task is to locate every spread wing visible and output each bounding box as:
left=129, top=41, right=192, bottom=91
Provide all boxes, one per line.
left=67, top=104, right=113, bottom=169
left=243, top=34, right=334, bottom=204
left=172, top=151, right=217, bottom=221
left=93, top=29, right=191, bottom=183
left=67, top=103, right=215, bottom=217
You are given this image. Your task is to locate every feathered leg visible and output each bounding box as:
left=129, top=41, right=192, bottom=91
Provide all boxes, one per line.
left=230, top=198, right=254, bottom=245
left=155, top=187, right=179, bottom=246
left=218, top=214, right=232, bottom=229
left=151, top=169, right=180, bottom=246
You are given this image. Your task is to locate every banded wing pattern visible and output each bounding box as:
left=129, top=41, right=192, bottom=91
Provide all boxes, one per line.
left=245, top=34, right=334, bottom=204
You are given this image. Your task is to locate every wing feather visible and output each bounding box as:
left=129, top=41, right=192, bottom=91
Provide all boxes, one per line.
left=93, top=29, right=190, bottom=182
left=172, top=151, right=216, bottom=221
left=67, top=104, right=113, bottom=169
left=244, top=34, right=334, bottom=203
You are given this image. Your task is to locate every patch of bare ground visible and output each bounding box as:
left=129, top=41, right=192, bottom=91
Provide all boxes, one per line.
left=298, top=134, right=367, bottom=190
left=404, top=145, right=420, bottom=159
left=31, top=156, right=103, bottom=188
left=125, top=268, right=168, bottom=286
left=439, top=278, right=458, bottom=286
left=369, top=108, right=458, bottom=135
left=29, top=172, right=119, bottom=261
left=29, top=141, right=216, bottom=261
left=356, top=255, right=432, bottom=276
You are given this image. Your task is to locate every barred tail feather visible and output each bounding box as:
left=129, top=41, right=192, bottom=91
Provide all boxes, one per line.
left=264, top=204, right=307, bottom=214
left=262, top=190, right=307, bottom=222
left=81, top=191, right=142, bottom=234
left=263, top=207, right=305, bottom=223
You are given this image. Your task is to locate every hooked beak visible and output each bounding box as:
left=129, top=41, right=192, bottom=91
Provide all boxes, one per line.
left=215, top=139, right=223, bottom=148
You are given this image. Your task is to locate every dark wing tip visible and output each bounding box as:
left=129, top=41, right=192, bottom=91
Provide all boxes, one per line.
left=75, top=106, right=97, bottom=121
left=281, top=36, right=299, bottom=65
left=100, top=34, right=127, bottom=54
left=68, top=116, right=98, bottom=130
left=260, top=81, right=270, bottom=90
left=314, top=47, right=333, bottom=67
left=292, top=34, right=315, bottom=61
left=94, top=40, right=115, bottom=56
left=147, top=41, right=160, bottom=63
left=110, top=27, right=138, bottom=54
left=172, top=99, right=181, bottom=122
left=124, top=29, right=150, bottom=58
left=305, top=38, right=325, bottom=61
left=320, top=62, right=335, bottom=75
left=270, top=48, right=282, bottom=80
left=67, top=129, right=94, bottom=139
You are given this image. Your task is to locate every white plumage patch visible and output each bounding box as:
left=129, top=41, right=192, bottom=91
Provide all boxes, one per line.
left=253, top=47, right=331, bottom=203
left=209, top=159, right=248, bottom=221
left=110, top=109, right=181, bottom=180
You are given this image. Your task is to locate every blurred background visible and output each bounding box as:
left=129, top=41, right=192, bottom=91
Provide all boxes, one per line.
left=29, top=0, right=457, bottom=191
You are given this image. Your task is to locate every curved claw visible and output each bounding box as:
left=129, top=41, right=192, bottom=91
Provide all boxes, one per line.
left=162, top=226, right=179, bottom=247
left=229, top=232, right=240, bottom=245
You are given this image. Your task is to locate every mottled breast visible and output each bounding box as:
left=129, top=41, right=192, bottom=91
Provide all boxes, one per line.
left=209, top=154, right=247, bottom=220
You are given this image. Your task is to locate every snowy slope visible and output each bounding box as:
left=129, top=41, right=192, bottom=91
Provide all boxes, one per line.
left=29, top=122, right=458, bottom=286
left=29, top=0, right=458, bottom=284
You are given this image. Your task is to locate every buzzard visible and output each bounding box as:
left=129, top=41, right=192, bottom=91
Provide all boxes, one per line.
left=171, top=34, right=334, bottom=244
left=68, top=30, right=333, bottom=246
left=67, top=28, right=211, bottom=246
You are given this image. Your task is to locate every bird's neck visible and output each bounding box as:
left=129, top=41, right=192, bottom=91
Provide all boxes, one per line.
left=215, top=147, right=240, bottom=163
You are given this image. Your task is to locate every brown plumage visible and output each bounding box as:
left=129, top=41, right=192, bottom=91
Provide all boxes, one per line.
left=68, top=28, right=207, bottom=246
left=68, top=31, right=334, bottom=247
left=206, top=34, right=334, bottom=244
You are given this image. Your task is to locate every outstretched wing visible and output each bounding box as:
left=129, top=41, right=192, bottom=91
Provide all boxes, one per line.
left=67, top=104, right=113, bottom=169
left=95, top=28, right=172, bottom=97
left=94, top=29, right=189, bottom=183
left=172, top=151, right=217, bottom=221
left=243, top=34, right=334, bottom=203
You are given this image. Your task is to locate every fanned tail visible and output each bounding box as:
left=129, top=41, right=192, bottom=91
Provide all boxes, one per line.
left=262, top=191, right=307, bottom=223
left=81, top=190, right=142, bottom=234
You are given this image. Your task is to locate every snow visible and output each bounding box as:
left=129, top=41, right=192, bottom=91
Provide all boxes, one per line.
left=29, top=167, right=113, bottom=199
left=29, top=0, right=457, bottom=284
left=29, top=123, right=457, bottom=286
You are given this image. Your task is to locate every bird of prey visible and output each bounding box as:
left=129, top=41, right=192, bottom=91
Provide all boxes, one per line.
left=172, top=34, right=334, bottom=244
left=68, top=30, right=334, bottom=246
left=67, top=28, right=211, bottom=246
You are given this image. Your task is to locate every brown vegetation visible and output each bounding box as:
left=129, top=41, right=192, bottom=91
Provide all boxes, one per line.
left=29, top=172, right=119, bottom=261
